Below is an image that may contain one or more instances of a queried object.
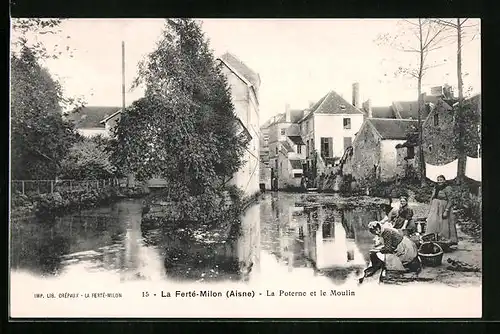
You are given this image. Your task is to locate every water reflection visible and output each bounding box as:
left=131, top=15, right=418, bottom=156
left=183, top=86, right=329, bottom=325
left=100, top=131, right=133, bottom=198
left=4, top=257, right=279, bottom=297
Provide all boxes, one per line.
left=260, top=193, right=382, bottom=284
left=11, top=192, right=383, bottom=286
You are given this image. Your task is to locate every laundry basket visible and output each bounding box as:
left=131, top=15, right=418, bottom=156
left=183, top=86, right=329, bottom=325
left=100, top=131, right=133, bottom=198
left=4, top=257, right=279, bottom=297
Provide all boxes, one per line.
left=418, top=241, right=444, bottom=267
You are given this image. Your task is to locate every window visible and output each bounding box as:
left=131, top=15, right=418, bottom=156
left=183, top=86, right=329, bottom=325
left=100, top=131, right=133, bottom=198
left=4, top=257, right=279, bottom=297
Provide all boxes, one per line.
left=305, top=121, right=309, bottom=133
left=407, top=146, right=415, bottom=159
left=306, top=140, right=310, bottom=157
left=441, top=144, right=446, bottom=150
left=343, top=137, right=352, bottom=150
left=343, top=118, right=351, bottom=129
left=310, top=139, right=315, bottom=156
left=280, top=128, right=286, bottom=136
left=276, top=147, right=278, bottom=155
left=428, top=145, right=432, bottom=152
left=433, top=114, right=439, bottom=126
left=323, top=222, right=333, bottom=238
left=293, top=173, right=302, bottom=178
left=297, top=145, right=302, bottom=154
left=321, top=137, right=332, bottom=158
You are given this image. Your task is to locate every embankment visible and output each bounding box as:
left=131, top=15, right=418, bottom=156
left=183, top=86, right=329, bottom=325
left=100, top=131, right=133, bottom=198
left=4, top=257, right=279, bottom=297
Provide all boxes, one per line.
left=10, top=185, right=149, bottom=219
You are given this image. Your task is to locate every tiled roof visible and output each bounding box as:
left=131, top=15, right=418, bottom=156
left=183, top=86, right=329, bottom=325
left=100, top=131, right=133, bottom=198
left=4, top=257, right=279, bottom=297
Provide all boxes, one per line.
left=288, top=136, right=305, bottom=145
left=220, top=52, right=260, bottom=88
left=289, top=109, right=305, bottom=122
left=65, top=106, right=121, bottom=129
left=260, top=117, right=274, bottom=128
left=265, top=109, right=304, bottom=126
left=371, top=106, right=396, bottom=119
left=286, top=124, right=301, bottom=136
left=368, top=118, right=419, bottom=140
left=290, top=159, right=303, bottom=169
left=314, top=91, right=364, bottom=115
left=392, top=95, right=449, bottom=120
left=299, top=90, right=364, bottom=122
left=391, top=101, right=423, bottom=120
left=268, top=113, right=285, bottom=126
left=280, top=141, right=294, bottom=153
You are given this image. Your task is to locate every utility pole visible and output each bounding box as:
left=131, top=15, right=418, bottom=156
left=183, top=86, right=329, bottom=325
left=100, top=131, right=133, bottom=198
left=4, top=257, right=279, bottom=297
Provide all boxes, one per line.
left=122, top=40, right=134, bottom=188
left=122, top=41, right=126, bottom=113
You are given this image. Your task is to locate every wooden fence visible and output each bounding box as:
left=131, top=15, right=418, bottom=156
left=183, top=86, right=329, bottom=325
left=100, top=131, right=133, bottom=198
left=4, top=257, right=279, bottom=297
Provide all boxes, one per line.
left=10, top=178, right=127, bottom=196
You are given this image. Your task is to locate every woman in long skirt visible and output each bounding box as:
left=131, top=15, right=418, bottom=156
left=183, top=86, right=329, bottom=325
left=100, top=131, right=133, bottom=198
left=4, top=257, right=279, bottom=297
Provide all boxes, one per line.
left=367, top=221, right=421, bottom=273
left=426, top=175, right=458, bottom=245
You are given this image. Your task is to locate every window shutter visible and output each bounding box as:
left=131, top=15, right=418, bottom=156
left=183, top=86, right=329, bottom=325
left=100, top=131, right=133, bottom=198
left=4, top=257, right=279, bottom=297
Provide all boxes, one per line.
left=328, top=137, right=333, bottom=158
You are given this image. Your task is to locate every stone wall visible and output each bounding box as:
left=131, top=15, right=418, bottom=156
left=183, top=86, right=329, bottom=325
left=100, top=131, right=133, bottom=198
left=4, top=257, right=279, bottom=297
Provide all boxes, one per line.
left=422, top=100, right=458, bottom=165
left=350, top=122, right=380, bottom=181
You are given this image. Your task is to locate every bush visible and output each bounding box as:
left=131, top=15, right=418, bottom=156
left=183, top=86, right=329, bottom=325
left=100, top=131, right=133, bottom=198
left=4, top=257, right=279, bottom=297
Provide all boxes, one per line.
left=59, top=136, right=116, bottom=180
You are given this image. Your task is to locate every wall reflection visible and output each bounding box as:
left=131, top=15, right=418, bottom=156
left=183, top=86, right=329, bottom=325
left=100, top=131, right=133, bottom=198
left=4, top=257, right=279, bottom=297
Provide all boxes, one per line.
left=262, top=193, right=383, bottom=284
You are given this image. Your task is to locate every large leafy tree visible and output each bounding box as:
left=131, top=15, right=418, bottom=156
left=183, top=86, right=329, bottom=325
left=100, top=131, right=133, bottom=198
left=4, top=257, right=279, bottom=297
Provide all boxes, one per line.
left=111, top=19, right=247, bottom=200
left=11, top=46, right=77, bottom=180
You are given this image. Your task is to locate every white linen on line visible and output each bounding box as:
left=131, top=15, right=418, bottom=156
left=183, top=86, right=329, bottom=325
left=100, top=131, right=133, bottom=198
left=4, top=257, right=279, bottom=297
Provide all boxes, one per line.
left=465, top=156, right=481, bottom=182
left=425, top=159, right=458, bottom=182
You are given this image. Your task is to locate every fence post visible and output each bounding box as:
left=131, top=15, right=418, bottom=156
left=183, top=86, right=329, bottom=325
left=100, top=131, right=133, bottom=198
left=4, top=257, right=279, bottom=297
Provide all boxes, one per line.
left=51, top=181, right=54, bottom=194
left=21, top=181, right=25, bottom=195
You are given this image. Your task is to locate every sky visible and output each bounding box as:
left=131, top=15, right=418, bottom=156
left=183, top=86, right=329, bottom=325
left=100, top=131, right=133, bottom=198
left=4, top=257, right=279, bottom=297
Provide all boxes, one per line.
left=12, top=19, right=481, bottom=125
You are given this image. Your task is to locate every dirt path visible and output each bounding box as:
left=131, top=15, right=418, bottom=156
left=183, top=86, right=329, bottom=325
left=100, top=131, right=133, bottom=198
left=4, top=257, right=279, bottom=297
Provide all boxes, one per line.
left=300, top=194, right=482, bottom=286
left=409, top=201, right=482, bottom=286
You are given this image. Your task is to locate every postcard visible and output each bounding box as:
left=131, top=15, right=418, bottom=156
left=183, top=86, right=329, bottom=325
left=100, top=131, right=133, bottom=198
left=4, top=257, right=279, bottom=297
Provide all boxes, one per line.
left=9, top=18, right=482, bottom=318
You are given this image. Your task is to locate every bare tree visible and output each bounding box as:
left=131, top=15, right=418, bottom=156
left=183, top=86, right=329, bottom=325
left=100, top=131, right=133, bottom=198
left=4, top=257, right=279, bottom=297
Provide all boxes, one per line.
left=432, top=18, right=480, bottom=183
left=376, top=19, right=453, bottom=184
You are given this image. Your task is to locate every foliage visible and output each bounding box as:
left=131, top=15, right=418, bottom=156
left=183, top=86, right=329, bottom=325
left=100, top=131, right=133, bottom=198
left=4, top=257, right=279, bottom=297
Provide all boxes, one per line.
left=11, top=18, right=86, bottom=112
left=11, top=18, right=71, bottom=60
left=59, top=135, right=117, bottom=180
left=10, top=47, right=78, bottom=180
left=111, top=19, right=247, bottom=202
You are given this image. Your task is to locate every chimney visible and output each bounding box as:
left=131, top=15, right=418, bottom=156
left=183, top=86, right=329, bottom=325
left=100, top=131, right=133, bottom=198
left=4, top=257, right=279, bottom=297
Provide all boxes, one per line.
left=419, top=93, right=426, bottom=112
left=430, top=86, right=443, bottom=97
left=352, top=82, right=360, bottom=108
left=285, top=103, right=291, bottom=122
left=363, top=99, right=373, bottom=118
left=443, top=84, right=454, bottom=99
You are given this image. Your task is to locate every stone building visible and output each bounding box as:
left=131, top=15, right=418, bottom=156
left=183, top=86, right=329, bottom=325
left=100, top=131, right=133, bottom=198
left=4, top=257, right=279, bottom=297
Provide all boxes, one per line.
left=298, top=83, right=365, bottom=177
left=267, top=107, right=305, bottom=188
left=348, top=118, right=419, bottom=182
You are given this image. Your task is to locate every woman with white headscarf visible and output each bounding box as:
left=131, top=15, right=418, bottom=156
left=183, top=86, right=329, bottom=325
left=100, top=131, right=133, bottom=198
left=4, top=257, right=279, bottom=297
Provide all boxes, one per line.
left=367, top=221, right=421, bottom=273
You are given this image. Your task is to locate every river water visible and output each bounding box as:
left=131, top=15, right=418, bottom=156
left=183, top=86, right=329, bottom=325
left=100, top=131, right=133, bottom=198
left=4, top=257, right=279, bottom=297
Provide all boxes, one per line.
left=10, top=192, right=385, bottom=285
left=10, top=192, right=484, bottom=318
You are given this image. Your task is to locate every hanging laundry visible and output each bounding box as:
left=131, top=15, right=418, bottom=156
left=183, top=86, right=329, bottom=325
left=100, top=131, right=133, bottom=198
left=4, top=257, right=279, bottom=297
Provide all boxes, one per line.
left=465, top=156, right=481, bottom=182
left=425, top=159, right=458, bottom=182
